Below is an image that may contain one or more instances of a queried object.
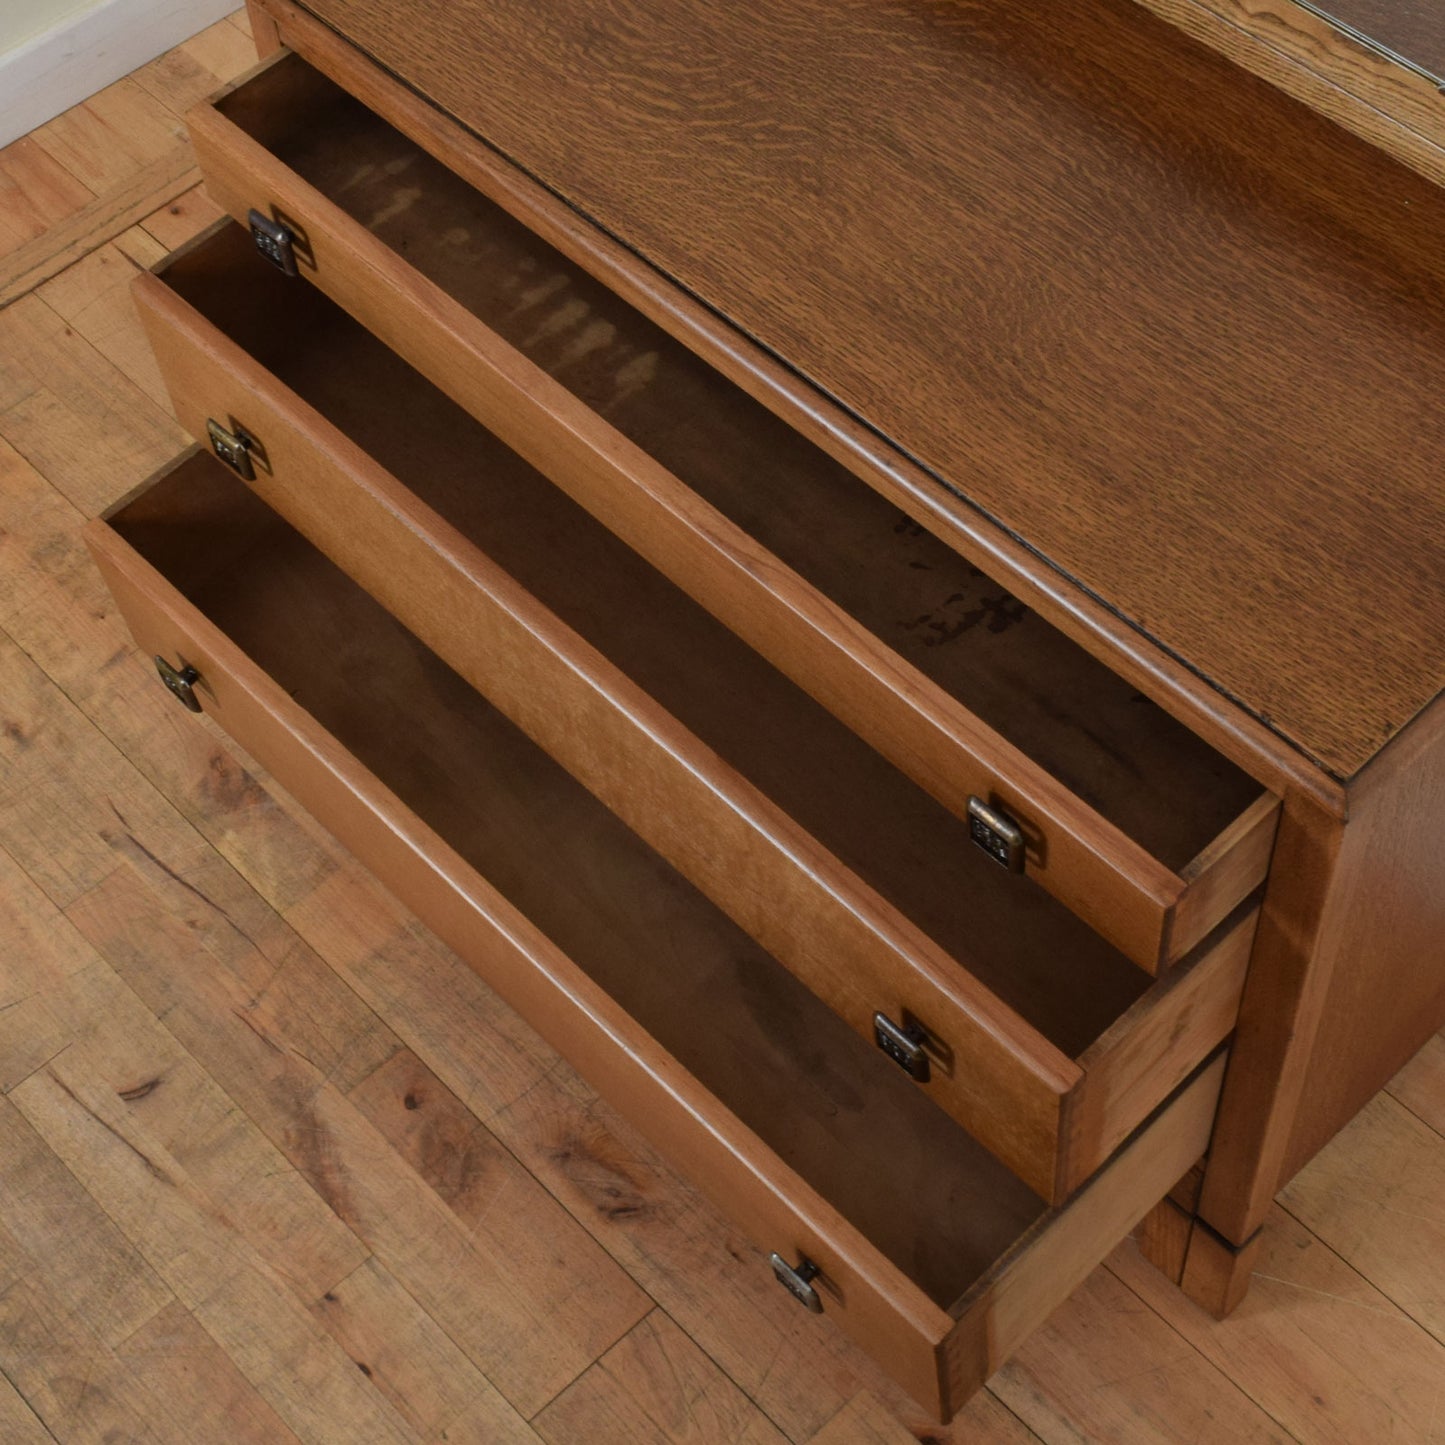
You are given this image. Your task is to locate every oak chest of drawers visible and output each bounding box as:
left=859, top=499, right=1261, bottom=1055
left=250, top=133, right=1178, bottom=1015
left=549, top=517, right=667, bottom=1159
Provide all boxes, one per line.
left=85, top=0, right=1445, bottom=1422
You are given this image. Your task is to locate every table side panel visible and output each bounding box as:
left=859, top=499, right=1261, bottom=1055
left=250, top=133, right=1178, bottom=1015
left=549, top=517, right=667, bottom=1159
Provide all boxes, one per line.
left=1282, top=689, right=1445, bottom=1178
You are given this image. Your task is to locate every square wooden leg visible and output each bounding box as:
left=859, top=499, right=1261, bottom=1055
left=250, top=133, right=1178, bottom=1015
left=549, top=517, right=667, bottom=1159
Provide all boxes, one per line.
left=1180, top=1224, right=1261, bottom=1318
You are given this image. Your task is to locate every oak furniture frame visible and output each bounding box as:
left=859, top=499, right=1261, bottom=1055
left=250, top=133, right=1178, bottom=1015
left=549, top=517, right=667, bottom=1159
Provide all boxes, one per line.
left=83, top=0, right=1445, bottom=1419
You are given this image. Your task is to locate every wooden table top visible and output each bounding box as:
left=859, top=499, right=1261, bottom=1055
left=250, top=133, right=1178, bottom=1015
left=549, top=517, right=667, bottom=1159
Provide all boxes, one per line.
left=1306, top=0, right=1445, bottom=80
left=298, top=0, right=1445, bottom=780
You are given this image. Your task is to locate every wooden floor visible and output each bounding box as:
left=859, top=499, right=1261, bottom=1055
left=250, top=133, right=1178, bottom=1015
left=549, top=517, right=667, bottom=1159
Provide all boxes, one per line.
left=0, top=13, right=1442, bottom=1443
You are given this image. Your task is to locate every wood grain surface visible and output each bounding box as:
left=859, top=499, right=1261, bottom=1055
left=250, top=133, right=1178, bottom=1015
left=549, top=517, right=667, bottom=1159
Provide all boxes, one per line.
left=251, top=3, right=1336, bottom=821
left=286, top=0, right=1445, bottom=780
left=134, top=236, right=1090, bottom=1199
left=58, top=432, right=1247, bottom=1414
left=1134, top=0, right=1445, bottom=186
left=187, top=52, right=1280, bottom=972
left=86, top=467, right=971, bottom=1415
left=2, top=36, right=1445, bottom=1433
left=137, top=218, right=1268, bottom=1202
left=6, top=38, right=1445, bottom=1435
left=1281, top=690, right=1445, bottom=1175
left=1306, top=0, right=1445, bottom=75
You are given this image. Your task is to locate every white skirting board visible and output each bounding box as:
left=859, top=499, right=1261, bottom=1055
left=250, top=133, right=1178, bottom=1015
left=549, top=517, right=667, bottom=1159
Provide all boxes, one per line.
left=0, top=0, right=238, bottom=149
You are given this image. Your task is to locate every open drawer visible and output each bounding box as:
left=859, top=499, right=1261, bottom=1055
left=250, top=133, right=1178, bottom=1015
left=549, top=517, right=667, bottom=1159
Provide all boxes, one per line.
left=85, top=447, right=1229, bottom=1422
left=133, top=223, right=1256, bottom=1202
left=184, top=50, right=1279, bottom=974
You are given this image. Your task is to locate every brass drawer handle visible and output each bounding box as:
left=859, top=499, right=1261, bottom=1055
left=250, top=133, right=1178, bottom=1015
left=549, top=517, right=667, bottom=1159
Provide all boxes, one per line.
left=206, top=417, right=255, bottom=481
left=966, top=795, right=1026, bottom=872
left=154, top=655, right=202, bottom=713
left=769, top=1252, right=823, bottom=1313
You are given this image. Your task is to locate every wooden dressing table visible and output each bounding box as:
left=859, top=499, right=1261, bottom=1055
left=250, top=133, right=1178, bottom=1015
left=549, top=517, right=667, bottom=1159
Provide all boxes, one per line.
left=85, top=0, right=1445, bottom=1419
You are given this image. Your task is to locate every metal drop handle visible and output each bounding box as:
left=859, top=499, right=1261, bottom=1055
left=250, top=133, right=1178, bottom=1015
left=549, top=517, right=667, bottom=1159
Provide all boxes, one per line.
left=155, top=655, right=202, bottom=713
left=248, top=208, right=299, bottom=277
left=206, top=418, right=255, bottom=481
left=769, top=1252, right=823, bottom=1313
left=874, top=1012, right=931, bottom=1082
left=966, top=795, right=1026, bottom=872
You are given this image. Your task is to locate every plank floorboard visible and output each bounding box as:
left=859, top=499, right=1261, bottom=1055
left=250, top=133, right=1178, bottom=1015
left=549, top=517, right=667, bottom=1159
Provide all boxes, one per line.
left=807, top=1389, right=1041, bottom=1444
left=310, top=1258, right=544, bottom=1444
left=0, top=1094, right=174, bottom=1350
left=10, top=1062, right=423, bottom=1445
left=1113, top=1213, right=1445, bottom=1445
left=132, top=16, right=266, bottom=116
left=0, top=150, right=197, bottom=308
left=0, top=1369, right=56, bottom=1445
left=0, top=294, right=184, bottom=514
left=65, top=865, right=651, bottom=1417
left=30, top=78, right=187, bottom=197
left=0, top=1269, right=163, bottom=1444
left=112, top=1299, right=305, bottom=1445
left=140, top=183, right=225, bottom=251
left=532, top=1311, right=790, bottom=1445
left=1278, top=1094, right=1445, bottom=1347
left=0, top=14, right=1441, bottom=1444
left=993, top=1263, right=1296, bottom=1444
left=0, top=139, right=94, bottom=259
left=36, top=238, right=172, bottom=408
left=1390, top=1033, right=1445, bottom=1137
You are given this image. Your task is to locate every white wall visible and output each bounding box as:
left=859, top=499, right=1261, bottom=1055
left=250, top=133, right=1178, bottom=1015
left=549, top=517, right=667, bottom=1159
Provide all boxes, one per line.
left=0, top=0, right=106, bottom=52
left=0, top=0, right=238, bottom=148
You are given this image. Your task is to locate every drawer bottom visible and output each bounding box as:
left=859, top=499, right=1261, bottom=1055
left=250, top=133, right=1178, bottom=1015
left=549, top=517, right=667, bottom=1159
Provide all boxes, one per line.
left=87, top=449, right=1226, bottom=1419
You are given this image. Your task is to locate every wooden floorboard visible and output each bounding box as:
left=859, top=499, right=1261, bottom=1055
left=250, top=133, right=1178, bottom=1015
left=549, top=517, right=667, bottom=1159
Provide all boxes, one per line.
left=0, top=12, right=1441, bottom=1443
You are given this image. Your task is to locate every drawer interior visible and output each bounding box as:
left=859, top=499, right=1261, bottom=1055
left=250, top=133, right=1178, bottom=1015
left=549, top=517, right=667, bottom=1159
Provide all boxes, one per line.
left=209, top=53, right=1265, bottom=875
left=157, top=223, right=1168, bottom=1058
left=111, top=453, right=1050, bottom=1309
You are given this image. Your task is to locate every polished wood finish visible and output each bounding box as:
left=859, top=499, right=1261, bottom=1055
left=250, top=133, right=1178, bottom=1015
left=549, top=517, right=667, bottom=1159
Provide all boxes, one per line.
left=1187, top=691, right=1445, bottom=1257
left=133, top=221, right=1261, bottom=1202
left=84, top=453, right=1229, bottom=1417
left=84, top=457, right=970, bottom=1413
left=942, top=1054, right=1227, bottom=1409
left=131, top=239, right=1074, bottom=1201
left=1065, top=908, right=1253, bottom=1180
left=274, top=0, right=1445, bottom=782
left=1131, top=1160, right=1208, bottom=1284
left=1299, top=0, right=1445, bottom=76
left=185, top=53, right=1277, bottom=972
left=1190, top=787, right=1350, bottom=1243
left=250, top=0, right=1335, bottom=811
left=1165, top=795, right=1278, bottom=963
left=1137, top=0, right=1445, bottom=183
left=1282, top=691, right=1445, bottom=1175
left=231, top=0, right=1439, bottom=1294
left=1134, top=1196, right=1194, bottom=1284
left=7, top=59, right=1443, bottom=1436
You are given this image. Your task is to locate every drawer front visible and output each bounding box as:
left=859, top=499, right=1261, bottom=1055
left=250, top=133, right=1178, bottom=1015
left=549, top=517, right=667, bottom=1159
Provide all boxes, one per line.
left=132, top=233, right=1258, bottom=1204
left=85, top=454, right=1229, bottom=1421
left=187, top=46, right=1279, bottom=975
left=83, top=458, right=956, bottom=1413
left=132, top=244, right=1079, bottom=1200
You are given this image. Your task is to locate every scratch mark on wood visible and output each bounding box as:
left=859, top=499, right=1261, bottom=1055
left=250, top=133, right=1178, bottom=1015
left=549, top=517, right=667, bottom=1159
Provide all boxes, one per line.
left=49, top=1070, right=174, bottom=1183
